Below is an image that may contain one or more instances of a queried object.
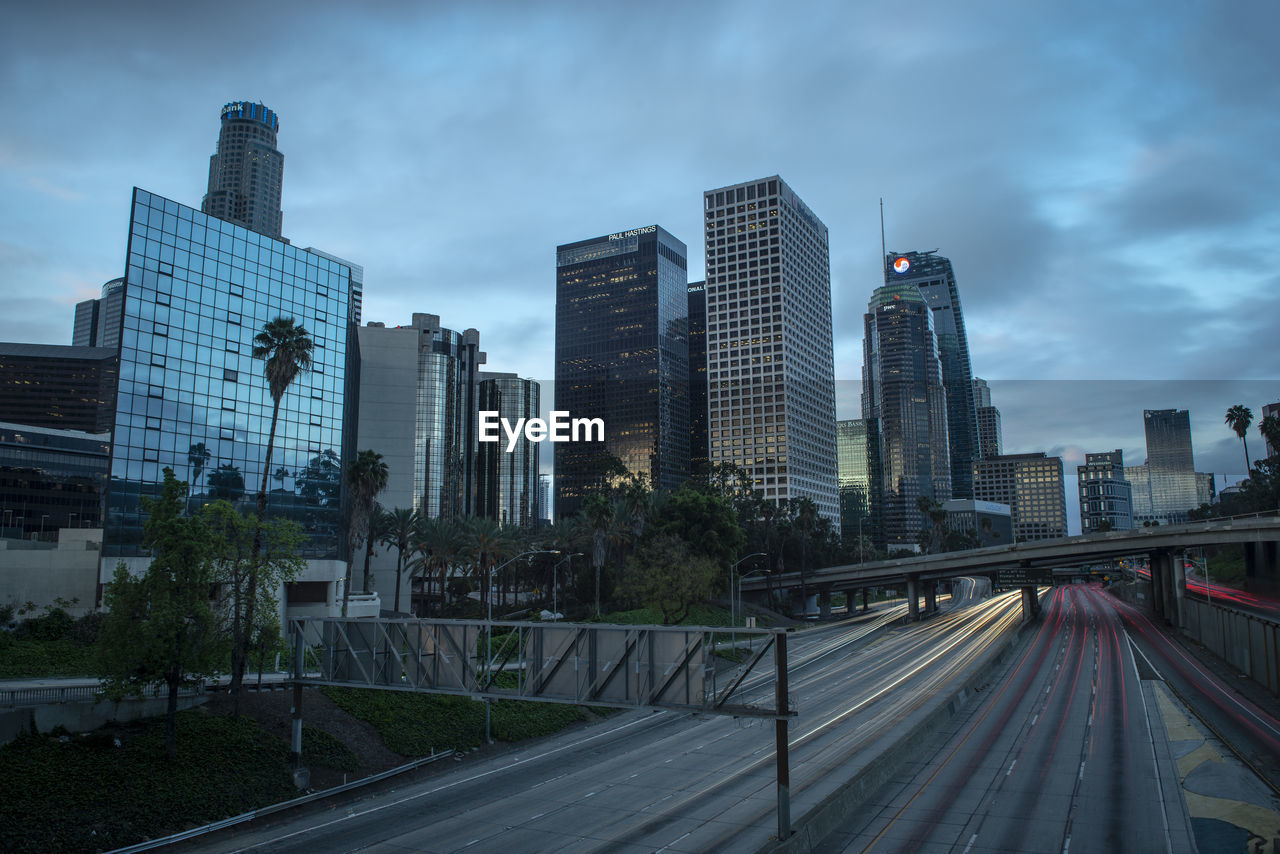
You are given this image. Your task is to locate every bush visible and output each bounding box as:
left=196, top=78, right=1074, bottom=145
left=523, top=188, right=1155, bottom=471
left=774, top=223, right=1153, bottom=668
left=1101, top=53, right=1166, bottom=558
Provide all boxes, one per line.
left=302, top=725, right=359, bottom=772
left=13, top=607, right=75, bottom=643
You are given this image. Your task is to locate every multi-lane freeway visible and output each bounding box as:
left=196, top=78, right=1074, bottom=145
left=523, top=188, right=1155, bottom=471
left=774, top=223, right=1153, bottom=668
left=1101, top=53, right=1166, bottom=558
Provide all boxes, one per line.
left=180, top=580, right=1280, bottom=853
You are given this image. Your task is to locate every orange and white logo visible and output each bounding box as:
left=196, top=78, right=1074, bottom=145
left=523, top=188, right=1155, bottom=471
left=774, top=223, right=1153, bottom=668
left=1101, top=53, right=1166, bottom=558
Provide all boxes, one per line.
left=893, top=257, right=910, bottom=274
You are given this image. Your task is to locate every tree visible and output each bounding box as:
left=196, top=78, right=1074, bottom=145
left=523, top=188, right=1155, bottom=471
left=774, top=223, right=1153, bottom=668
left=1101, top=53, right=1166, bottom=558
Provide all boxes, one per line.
left=1260, top=414, right=1280, bottom=461
left=381, top=507, right=419, bottom=613
left=915, top=495, right=947, bottom=554
left=411, top=515, right=464, bottom=615
left=1225, top=405, right=1254, bottom=473
left=187, top=442, right=211, bottom=494
left=582, top=494, right=614, bottom=617
left=202, top=500, right=304, bottom=716
left=238, top=316, right=313, bottom=701
left=649, top=485, right=744, bottom=571
left=345, top=449, right=389, bottom=611
left=465, top=516, right=518, bottom=610
left=620, top=535, right=718, bottom=625
left=97, top=469, right=226, bottom=759
left=207, top=463, right=245, bottom=501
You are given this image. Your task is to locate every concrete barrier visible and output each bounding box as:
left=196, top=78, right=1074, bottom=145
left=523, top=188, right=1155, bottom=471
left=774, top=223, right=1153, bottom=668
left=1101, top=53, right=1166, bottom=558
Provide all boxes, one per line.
left=1181, top=598, right=1280, bottom=697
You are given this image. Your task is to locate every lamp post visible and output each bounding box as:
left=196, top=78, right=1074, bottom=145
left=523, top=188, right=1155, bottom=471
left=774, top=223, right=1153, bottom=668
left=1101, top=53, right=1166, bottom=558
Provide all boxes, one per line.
left=486, top=549, right=559, bottom=742
left=737, top=567, right=771, bottom=628
left=551, top=552, right=582, bottom=620
left=730, top=553, right=767, bottom=628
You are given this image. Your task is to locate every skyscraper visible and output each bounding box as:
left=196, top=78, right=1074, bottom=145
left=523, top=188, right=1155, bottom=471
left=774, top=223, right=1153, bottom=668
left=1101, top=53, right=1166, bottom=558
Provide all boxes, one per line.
left=886, top=251, right=979, bottom=496
left=1143, top=408, right=1197, bottom=525
left=836, top=418, right=882, bottom=552
left=477, top=372, right=541, bottom=527
left=862, top=283, right=950, bottom=549
left=202, top=101, right=284, bottom=240
left=973, top=452, right=1068, bottom=541
left=105, top=188, right=358, bottom=563
left=688, top=281, right=709, bottom=475
left=554, top=225, right=689, bottom=519
left=1078, top=449, right=1133, bottom=532
left=973, top=377, right=1002, bottom=459
left=72, top=278, right=125, bottom=350
left=704, top=176, right=839, bottom=526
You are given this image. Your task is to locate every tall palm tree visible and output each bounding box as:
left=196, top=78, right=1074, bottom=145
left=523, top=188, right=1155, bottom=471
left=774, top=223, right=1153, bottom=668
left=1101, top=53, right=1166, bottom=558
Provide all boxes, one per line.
left=582, top=494, right=614, bottom=617
left=412, top=515, right=464, bottom=614
left=1225, top=405, right=1254, bottom=473
left=344, top=449, right=389, bottom=613
left=381, top=507, right=419, bottom=613
left=466, top=517, right=517, bottom=611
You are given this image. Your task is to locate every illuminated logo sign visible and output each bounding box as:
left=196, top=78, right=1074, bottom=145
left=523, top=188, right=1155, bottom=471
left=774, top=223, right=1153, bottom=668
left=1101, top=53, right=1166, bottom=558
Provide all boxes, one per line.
left=893, top=257, right=910, bottom=274
left=608, top=225, right=657, bottom=241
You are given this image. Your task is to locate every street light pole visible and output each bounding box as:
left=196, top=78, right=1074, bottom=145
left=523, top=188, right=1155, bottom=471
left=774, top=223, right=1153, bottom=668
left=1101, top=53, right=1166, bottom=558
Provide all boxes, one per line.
left=486, top=549, right=559, bottom=743
left=551, top=552, right=582, bottom=620
left=729, top=553, right=767, bottom=628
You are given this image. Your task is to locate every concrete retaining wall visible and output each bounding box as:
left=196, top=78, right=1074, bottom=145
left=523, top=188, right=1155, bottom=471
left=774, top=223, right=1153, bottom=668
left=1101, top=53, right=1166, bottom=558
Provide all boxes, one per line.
left=1181, top=598, right=1280, bottom=696
left=0, top=693, right=209, bottom=746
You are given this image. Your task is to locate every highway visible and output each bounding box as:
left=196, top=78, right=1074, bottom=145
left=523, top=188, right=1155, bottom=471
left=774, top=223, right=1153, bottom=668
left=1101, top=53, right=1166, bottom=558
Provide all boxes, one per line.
left=184, top=580, right=1026, bottom=853
left=818, top=583, right=1280, bottom=853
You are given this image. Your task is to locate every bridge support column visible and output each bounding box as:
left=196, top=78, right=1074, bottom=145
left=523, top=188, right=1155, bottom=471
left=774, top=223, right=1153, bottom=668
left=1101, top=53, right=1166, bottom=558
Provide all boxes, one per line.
left=819, top=585, right=832, bottom=620
left=907, top=575, right=920, bottom=622
left=862, top=587, right=870, bottom=612
left=1151, top=550, right=1175, bottom=625
left=1020, top=586, right=1041, bottom=621
left=1148, top=551, right=1165, bottom=622
left=924, top=582, right=937, bottom=614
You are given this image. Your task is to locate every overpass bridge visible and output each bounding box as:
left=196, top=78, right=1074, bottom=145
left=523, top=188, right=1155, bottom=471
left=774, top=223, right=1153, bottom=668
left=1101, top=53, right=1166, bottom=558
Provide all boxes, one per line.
left=740, top=515, right=1280, bottom=624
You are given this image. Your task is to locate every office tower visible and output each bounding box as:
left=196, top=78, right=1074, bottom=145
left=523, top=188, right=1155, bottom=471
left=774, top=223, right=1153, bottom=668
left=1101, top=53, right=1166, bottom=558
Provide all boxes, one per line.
left=0, top=343, right=118, bottom=433
left=554, top=225, right=689, bottom=519
left=202, top=101, right=284, bottom=240
left=476, top=372, right=541, bottom=528
left=885, top=251, right=978, bottom=496
left=973, top=452, right=1068, bottom=541
left=862, top=282, right=950, bottom=550
left=105, top=188, right=357, bottom=563
left=0, top=422, right=110, bottom=539
left=1078, top=449, right=1134, bottom=532
left=1264, top=402, right=1280, bottom=459
left=357, top=314, right=485, bottom=523
left=72, top=278, right=126, bottom=350
left=704, top=176, right=839, bottom=527
left=836, top=418, right=882, bottom=552
left=973, top=377, right=1002, bottom=458
left=538, top=473, right=552, bottom=526
left=688, top=281, right=709, bottom=475
left=1144, top=408, right=1198, bottom=525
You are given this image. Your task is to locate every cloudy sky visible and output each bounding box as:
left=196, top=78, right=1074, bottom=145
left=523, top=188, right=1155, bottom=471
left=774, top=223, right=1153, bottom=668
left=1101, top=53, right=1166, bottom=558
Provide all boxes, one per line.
left=3, top=1, right=1278, bottom=529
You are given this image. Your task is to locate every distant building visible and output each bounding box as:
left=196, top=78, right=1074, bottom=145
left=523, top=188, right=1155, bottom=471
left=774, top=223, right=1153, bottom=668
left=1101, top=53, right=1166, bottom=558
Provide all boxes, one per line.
left=0, top=343, right=117, bottom=434
left=836, top=418, right=882, bottom=552
left=1196, top=471, right=1216, bottom=508
left=941, top=498, right=1012, bottom=547
left=72, top=278, right=125, bottom=350
left=863, top=281, right=950, bottom=549
left=973, top=452, right=1068, bottom=541
left=554, top=225, right=689, bottom=519
left=973, top=377, right=1002, bottom=459
left=476, top=372, right=541, bottom=528
left=202, top=101, right=284, bottom=240
left=688, top=281, right=708, bottom=475
left=1077, top=449, right=1133, bottom=532
left=886, top=251, right=979, bottom=497
left=704, top=176, right=839, bottom=528
left=1125, top=409, right=1198, bottom=526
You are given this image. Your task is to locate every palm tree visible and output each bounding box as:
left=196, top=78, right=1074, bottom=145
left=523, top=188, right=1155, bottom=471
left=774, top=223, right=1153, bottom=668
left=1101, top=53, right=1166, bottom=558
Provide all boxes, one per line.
left=1260, top=414, right=1280, bottom=461
left=466, top=517, right=517, bottom=612
left=1225, top=405, right=1254, bottom=473
left=363, top=502, right=389, bottom=593
left=794, top=497, right=818, bottom=611
left=381, top=507, right=419, bottom=613
left=582, top=494, right=614, bottom=617
left=187, top=442, right=211, bottom=493
left=344, top=449, right=389, bottom=612
left=412, top=515, right=464, bottom=614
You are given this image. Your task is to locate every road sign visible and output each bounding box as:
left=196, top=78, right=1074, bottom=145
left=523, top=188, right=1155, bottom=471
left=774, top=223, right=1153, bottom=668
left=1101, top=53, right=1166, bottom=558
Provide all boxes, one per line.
left=996, top=567, right=1054, bottom=586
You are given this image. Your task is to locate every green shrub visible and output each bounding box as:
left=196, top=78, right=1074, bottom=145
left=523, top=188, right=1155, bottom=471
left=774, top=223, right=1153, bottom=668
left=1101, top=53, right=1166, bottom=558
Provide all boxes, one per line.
left=302, top=725, right=359, bottom=772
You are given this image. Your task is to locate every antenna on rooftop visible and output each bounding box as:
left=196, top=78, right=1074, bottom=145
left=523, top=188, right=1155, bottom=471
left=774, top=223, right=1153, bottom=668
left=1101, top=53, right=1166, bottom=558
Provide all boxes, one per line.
left=879, top=198, right=887, bottom=272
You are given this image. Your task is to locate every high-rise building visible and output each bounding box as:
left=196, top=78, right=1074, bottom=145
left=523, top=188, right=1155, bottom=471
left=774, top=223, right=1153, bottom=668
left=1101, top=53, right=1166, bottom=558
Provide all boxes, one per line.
left=0, top=422, right=110, bottom=539
left=885, top=251, right=979, bottom=496
left=202, top=101, right=284, bottom=240
left=836, top=418, right=882, bottom=552
left=1142, top=408, right=1197, bottom=525
left=862, top=282, right=950, bottom=549
left=356, top=314, right=486, bottom=523
left=1077, top=449, right=1133, bottom=532
left=704, top=176, right=839, bottom=527
left=688, top=281, right=709, bottom=475
left=0, top=343, right=118, bottom=434
left=72, top=278, right=126, bottom=350
left=973, top=377, right=1002, bottom=458
left=477, top=372, right=541, bottom=528
left=554, top=225, right=689, bottom=519
left=973, top=452, right=1068, bottom=541
left=105, top=188, right=357, bottom=566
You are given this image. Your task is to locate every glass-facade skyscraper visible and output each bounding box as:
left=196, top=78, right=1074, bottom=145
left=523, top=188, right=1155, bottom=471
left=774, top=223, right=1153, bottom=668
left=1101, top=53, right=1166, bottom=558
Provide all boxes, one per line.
left=973, top=377, right=1002, bottom=459
left=704, top=176, right=839, bottom=527
left=105, top=188, right=356, bottom=559
left=886, top=251, right=978, bottom=497
left=973, top=452, right=1068, bottom=541
left=836, top=418, right=883, bottom=552
left=863, top=283, right=950, bottom=550
left=202, top=101, right=285, bottom=240
left=1127, top=408, right=1198, bottom=525
left=477, top=373, right=540, bottom=527
left=554, top=225, right=689, bottom=519
left=688, top=281, right=709, bottom=476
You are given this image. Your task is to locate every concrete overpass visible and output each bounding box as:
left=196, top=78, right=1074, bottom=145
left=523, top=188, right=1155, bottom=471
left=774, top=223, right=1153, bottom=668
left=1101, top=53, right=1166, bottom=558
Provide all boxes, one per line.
left=740, top=515, right=1280, bottom=623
